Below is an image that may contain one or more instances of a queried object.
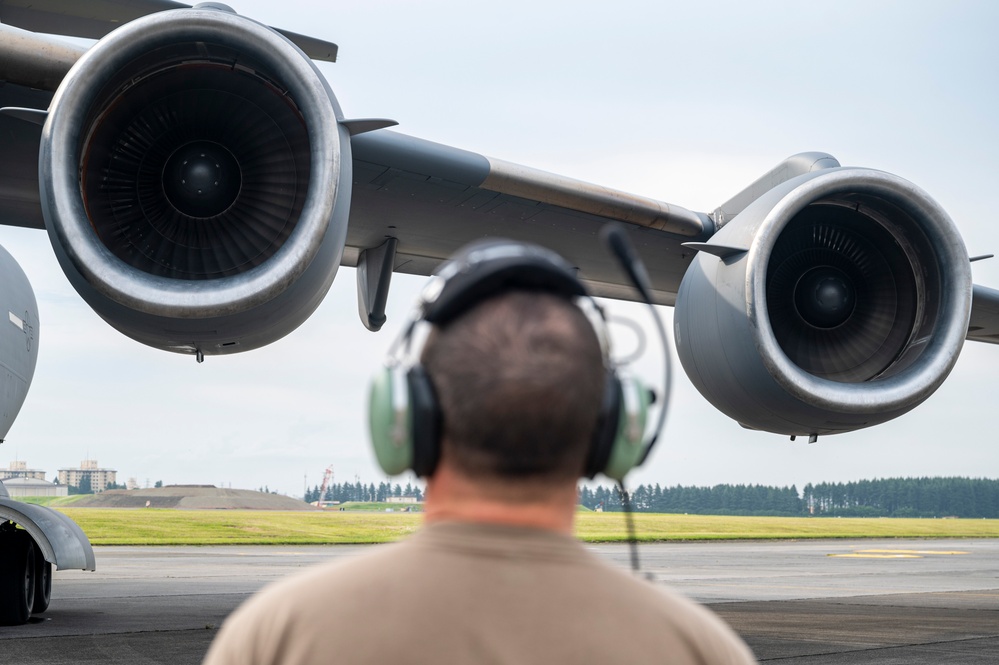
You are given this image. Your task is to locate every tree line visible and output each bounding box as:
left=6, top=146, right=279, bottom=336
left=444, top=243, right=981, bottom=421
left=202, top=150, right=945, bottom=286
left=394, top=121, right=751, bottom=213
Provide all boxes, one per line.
left=580, top=477, right=999, bottom=518
left=802, top=477, right=999, bottom=518
left=298, top=477, right=999, bottom=517
left=580, top=483, right=803, bottom=516
left=305, top=481, right=424, bottom=504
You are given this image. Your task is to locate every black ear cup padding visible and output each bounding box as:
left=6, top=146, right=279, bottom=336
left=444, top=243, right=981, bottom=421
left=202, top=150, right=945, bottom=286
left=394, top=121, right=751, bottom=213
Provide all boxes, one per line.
left=407, top=365, right=442, bottom=478
left=584, top=374, right=622, bottom=479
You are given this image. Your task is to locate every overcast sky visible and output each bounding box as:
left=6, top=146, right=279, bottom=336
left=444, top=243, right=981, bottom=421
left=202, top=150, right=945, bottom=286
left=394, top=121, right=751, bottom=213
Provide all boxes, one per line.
left=1, top=0, right=997, bottom=496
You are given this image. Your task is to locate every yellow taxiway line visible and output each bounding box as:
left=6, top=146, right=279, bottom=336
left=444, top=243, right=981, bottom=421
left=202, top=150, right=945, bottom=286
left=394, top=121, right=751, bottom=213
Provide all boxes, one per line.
left=828, top=548, right=970, bottom=559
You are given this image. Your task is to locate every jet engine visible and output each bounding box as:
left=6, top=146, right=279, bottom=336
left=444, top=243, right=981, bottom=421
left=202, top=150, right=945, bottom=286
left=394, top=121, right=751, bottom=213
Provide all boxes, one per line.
left=674, top=167, right=973, bottom=437
left=38, top=7, right=351, bottom=356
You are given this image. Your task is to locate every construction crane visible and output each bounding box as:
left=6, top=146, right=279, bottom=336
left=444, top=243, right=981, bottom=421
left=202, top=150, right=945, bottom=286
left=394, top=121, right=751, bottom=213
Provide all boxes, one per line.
left=317, top=466, right=333, bottom=509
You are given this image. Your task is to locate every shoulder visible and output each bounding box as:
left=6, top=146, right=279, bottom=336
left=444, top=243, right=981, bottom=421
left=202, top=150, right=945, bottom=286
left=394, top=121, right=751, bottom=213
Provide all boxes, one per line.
left=576, top=554, right=757, bottom=663
left=203, top=540, right=420, bottom=665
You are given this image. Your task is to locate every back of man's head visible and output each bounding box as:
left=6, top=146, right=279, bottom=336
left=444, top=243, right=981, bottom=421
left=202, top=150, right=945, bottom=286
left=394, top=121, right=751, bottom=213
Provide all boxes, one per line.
left=421, top=290, right=605, bottom=485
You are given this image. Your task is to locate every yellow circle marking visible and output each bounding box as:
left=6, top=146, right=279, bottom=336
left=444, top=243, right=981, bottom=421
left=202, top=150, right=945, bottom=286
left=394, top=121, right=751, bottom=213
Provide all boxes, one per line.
left=828, top=553, right=922, bottom=559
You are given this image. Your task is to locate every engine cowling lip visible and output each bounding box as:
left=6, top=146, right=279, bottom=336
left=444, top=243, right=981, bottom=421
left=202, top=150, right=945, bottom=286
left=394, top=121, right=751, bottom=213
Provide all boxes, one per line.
left=39, top=8, right=341, bottom=320
left=746, top=168, right=972, bottom=414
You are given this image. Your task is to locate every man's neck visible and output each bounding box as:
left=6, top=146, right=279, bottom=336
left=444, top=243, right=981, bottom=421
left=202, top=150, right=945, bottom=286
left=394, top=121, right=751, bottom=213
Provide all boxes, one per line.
left=423, top=463, right=577, bottom=535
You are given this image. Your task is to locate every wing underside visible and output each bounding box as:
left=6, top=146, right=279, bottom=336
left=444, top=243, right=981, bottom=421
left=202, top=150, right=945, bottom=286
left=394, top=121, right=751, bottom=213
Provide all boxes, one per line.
left=345, top=130, right=707, bottom=305
left=968, top=285, right=999, bottom=344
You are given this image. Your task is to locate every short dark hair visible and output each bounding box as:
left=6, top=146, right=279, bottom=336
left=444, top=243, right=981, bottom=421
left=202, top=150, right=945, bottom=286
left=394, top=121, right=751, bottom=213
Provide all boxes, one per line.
left=421, top=290, right=605, bottom=482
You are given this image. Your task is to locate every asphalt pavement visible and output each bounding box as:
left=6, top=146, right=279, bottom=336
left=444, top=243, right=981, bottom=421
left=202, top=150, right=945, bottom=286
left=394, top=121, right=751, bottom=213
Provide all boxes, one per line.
left=0, top=538, right=996, bottom=663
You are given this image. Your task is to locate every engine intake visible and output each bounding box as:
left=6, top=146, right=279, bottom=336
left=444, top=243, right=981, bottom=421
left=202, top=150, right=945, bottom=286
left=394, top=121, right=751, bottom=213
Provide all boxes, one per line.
left=40, top=8, right=350, bottom=355
left=675, top=167, right=972, bottom=436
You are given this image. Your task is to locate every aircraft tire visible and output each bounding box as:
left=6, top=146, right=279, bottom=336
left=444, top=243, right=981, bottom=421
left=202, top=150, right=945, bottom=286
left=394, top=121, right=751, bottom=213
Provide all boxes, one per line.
left=0, top=530, right=36, bottom=625
left=32, top=549, right=52, bottom=614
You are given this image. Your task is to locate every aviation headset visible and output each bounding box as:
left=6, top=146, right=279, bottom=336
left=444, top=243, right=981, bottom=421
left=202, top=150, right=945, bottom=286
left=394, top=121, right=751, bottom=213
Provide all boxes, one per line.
left=368, top=239, right=653, bottom=481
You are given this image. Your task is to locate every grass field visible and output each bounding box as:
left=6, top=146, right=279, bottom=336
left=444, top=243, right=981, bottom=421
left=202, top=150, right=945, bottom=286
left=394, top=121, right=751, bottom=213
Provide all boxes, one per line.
left=48, top=508, right=999, bottom=546
left=16, top=495, right=87, bottom=508
left=332, top=502, right=422, bottom=512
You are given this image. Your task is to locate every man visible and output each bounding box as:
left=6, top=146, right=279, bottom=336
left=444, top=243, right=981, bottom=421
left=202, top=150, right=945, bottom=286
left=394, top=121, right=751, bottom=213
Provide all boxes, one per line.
left=204, top=242, right=755, bottom=664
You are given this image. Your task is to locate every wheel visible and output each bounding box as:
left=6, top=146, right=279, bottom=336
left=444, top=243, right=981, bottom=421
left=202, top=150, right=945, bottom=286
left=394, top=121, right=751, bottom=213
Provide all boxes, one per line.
left=32, top=548, right=52, bottom=615
left=0, top=530, right=36, bottom=625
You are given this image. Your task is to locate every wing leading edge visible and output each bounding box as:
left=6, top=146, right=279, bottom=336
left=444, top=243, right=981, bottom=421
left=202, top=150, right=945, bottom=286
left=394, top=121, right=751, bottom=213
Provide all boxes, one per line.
left=346, top=130, right=712, bottom=306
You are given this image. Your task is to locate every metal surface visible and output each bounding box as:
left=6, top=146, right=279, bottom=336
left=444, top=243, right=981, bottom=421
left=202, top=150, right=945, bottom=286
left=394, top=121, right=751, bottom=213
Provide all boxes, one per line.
left=346, top=130, right=710, bottom=307
left=674, top=167, right=972, bottom=436
left=0, top=23, right=86, bottom=92
left=712, top=151, right=841, bottom=227
left=356, top=237, right=399, bottom=331
left=38, top=8, right=351, bottom=355
left=0, top=0, right=338, bottom=62
left=483, top=157, right=707, bottom=236
left=0, top=498, right=94, bottom=571
left=0, top=84, right=52, bottom=231
left=0, top=244, right=38, bottom=440
left=968, top=284, right=999, bottom=344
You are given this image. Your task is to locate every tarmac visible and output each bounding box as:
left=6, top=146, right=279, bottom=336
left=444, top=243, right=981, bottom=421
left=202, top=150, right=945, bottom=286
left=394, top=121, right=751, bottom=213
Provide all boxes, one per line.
left=0, top=538, right=996, bottom=663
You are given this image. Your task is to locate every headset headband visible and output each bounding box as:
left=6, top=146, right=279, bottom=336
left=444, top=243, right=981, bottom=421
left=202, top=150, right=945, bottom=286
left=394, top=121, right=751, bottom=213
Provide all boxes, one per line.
left=418, top=240, right=588, bottom=326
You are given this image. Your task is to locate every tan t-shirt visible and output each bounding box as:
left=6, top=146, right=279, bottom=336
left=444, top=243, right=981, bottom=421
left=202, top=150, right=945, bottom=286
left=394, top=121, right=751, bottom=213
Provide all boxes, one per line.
left=204, top=522, right=756, bottom=664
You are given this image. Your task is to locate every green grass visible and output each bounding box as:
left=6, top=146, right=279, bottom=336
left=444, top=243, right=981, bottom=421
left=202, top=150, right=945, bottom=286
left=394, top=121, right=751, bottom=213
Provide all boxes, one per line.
left=575, top=513, right=999, bottom=542
left=48, top=508, right=999, bottom=546
left=57, top=509, right=422, bottom=545
left=333, top=502, right=422, bottom=512
left=14, top=495, right=87, bottom=507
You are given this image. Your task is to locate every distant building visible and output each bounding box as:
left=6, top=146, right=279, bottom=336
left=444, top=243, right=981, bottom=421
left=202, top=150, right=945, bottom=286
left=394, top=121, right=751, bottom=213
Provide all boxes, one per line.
left=1, top=477, right=68, bottom=498
left=0, top=460, right=47, bottom=481
left=58, top=459, right=117, bottom=493
left=386, top=496, right=419, bottom=504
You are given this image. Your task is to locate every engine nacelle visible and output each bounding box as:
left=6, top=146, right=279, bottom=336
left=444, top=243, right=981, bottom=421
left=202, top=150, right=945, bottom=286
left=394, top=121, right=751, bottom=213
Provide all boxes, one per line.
left=674, top=167, right=972, bottom=437
left=39, top=7, right=351, bottom=356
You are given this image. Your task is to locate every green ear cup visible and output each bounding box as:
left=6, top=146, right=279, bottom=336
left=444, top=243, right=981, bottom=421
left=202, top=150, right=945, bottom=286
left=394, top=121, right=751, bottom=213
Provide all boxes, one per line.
left=602, top=376, right=651, bottom=481
left=368, top=366, right=414, bottom=475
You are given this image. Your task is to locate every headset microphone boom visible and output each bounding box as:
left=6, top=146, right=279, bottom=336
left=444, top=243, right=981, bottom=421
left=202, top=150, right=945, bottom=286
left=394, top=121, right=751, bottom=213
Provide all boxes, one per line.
left=600, top=224, right=672, bottom=461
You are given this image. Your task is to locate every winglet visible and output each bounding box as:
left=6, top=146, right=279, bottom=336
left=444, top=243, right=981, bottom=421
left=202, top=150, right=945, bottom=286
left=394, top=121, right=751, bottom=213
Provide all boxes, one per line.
left=0, top=107, right=48, bottom=126
left=682, top=242, right=749, bottom=260
left=340, top=118, right=399, bottom=136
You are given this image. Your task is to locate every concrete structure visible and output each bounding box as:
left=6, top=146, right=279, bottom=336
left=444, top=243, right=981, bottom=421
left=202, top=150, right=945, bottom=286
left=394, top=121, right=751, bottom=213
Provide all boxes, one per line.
left=0, top=476, right=68, bottom=497
left=58, top=459, right=117, bottom=492
left=386, top=496, right=419, bottom=504
left=0, top=460, right=46, bottom=481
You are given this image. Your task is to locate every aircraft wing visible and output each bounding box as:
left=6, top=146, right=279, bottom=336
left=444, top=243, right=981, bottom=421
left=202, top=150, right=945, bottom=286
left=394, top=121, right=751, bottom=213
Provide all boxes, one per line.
left=1, top=2, right=997, bottom=439
left=345, top=130, right=708, bottom=306
left=0, top=0, right=338, bottom=61
left=969, top=285, right=999, bottom=344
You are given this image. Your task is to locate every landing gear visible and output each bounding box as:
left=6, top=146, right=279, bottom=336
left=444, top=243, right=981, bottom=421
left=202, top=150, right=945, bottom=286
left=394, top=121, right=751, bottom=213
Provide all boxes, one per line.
left=32, top=546, right=52, bottom=614
left=0, top=503, right=96, bottom=624
left=0, top=527, right=36, bottom=625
